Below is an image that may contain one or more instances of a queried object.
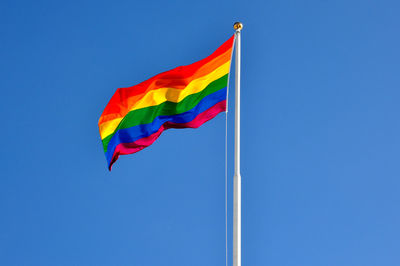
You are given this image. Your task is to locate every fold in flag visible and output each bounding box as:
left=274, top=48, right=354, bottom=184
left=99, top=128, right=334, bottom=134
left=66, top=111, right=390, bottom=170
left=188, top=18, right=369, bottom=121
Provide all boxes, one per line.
left=99, top=35, right=235, bottom=170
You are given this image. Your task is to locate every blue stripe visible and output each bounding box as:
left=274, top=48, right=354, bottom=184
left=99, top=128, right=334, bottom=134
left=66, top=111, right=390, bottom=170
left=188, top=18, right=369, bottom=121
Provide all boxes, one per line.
left=105, top=87, right=227, bottom=164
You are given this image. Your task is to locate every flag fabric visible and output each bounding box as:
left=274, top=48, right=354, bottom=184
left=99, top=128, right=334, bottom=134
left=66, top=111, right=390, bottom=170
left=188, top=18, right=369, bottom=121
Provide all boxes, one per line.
left=99, top=35, right=235, bottom=170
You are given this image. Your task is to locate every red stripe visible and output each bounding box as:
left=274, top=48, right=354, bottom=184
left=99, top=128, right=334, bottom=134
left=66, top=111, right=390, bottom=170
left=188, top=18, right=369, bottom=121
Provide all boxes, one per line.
left=99, top=36, right=234, bottom=124
left=108, top=100, right=226, bottom=170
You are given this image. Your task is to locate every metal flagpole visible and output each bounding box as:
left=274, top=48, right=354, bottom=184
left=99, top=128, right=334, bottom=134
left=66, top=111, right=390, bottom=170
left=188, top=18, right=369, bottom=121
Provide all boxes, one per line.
left=233, top=21, right=243, bottom=266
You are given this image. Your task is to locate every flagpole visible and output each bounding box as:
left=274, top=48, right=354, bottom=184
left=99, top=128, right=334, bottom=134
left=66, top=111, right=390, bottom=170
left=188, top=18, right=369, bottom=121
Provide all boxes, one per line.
left=233, top=21, right=243, bottom=266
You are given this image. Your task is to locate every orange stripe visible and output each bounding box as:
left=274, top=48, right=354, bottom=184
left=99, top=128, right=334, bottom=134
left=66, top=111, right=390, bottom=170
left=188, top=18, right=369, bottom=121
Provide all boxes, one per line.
left=99, top=45, right=233, bottom=125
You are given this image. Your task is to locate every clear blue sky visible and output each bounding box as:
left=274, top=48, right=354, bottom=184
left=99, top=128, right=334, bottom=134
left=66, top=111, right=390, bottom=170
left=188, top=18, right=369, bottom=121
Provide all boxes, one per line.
left=1, top=0, right=399, bottom=265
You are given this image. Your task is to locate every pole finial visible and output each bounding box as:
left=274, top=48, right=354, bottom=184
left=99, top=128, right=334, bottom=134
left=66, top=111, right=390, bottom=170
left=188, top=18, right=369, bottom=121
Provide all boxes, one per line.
left=233, top=22, right=243, bottom=31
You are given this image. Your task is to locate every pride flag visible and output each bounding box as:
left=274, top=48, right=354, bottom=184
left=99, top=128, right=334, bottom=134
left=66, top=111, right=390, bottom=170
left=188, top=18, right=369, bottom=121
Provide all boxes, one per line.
left=99, top=35, right=235, bottom=170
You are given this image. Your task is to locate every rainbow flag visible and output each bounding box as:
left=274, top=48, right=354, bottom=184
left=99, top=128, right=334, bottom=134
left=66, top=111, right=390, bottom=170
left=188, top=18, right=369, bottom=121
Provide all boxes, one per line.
left=99, top=35, right=235, bottom=170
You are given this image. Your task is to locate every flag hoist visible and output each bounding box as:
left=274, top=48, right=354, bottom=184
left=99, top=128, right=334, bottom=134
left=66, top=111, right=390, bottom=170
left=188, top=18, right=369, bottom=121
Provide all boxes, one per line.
left=98, top=22, right=243, bottom=266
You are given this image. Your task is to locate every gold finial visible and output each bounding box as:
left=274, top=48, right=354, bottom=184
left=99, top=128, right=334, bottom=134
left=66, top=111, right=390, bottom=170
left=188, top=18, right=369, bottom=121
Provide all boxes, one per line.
left=233, top=22, right=243, bottom=31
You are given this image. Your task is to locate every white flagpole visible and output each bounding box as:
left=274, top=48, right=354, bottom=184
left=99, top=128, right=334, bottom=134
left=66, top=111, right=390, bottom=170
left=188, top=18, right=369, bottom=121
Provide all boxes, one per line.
left=233, top=21, right=243, bottom=266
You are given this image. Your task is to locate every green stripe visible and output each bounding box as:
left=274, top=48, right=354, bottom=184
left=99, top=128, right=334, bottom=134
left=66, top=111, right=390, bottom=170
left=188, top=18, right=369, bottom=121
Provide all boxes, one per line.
left=102, top=74, right=228, bottom=152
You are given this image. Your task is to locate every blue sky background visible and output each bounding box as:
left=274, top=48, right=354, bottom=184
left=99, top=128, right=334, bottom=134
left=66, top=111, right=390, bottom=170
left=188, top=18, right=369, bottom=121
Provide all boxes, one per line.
left=1, top=0, right=399, bottom=265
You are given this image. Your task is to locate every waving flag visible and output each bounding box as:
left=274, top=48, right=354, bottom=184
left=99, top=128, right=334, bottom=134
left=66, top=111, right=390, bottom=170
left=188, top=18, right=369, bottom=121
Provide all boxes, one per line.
left=99, top=35, right=235, bottom=170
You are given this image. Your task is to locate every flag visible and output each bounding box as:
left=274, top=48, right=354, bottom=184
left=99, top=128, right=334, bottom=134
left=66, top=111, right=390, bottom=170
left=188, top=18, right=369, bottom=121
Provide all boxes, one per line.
left=99, top=35, right=235, bottom=170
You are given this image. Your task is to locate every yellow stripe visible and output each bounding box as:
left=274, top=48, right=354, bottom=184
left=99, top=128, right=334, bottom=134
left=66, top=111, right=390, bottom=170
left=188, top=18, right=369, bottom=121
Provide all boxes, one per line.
left=99, top=60, right=231, bottom=140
